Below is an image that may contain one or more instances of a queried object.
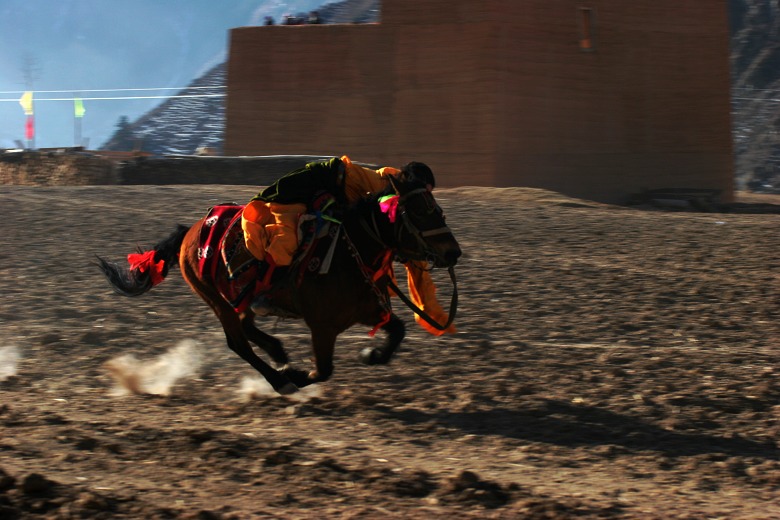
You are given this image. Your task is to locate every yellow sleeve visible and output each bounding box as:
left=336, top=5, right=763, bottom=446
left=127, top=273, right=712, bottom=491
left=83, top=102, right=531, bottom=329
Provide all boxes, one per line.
left=403, top=260, right=457, bottom=336
left=341, top=155, right=399, bottom=203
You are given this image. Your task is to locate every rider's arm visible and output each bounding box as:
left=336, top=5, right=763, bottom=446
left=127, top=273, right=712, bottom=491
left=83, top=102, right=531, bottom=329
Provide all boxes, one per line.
left=341, top=155, right=400, bottom=203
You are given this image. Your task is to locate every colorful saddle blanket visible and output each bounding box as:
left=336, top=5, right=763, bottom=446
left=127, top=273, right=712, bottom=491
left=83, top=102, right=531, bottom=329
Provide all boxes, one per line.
left=197, top=204, right=262, bottom=313
left=196, top=204, right=340, bottom=314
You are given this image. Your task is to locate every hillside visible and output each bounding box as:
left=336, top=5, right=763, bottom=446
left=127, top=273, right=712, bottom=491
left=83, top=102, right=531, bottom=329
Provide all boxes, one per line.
left=101, top=0, right=780, bottom=193
left=100, top=63, right=227, bottom=156
left=729, top=0, right=780, bottom=192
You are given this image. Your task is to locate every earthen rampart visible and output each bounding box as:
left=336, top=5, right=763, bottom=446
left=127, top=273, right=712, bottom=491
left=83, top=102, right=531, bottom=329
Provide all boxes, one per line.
left=0, top=150, right=334, bottom=187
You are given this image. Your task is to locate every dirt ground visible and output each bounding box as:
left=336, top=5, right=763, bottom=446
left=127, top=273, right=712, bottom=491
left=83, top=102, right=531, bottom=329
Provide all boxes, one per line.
left=0, top=185, right=778, bottom=519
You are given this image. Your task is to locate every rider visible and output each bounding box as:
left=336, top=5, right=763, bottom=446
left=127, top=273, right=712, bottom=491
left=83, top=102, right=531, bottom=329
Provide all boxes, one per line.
left=241, top=155, right=455, bottom=335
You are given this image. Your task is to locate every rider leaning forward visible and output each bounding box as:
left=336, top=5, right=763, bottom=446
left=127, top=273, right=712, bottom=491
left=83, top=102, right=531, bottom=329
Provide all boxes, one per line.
left=241, top=155, right=456, bottom=335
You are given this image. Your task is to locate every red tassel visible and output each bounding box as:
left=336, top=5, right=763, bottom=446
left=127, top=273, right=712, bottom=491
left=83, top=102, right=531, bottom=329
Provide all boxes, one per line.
left=367, top=251, right=394, bottom=336
left=127, top=250, right=165, bottom=286
left=368, top=311, right=392, bottom=337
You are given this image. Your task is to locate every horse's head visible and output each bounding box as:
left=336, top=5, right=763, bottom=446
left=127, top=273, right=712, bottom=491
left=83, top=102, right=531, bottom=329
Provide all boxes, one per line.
left=382, top=176, right=461, bottom=268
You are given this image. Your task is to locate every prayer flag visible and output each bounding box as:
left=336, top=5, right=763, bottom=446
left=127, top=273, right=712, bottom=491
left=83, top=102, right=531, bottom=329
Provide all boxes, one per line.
left=19, top=91, right=33, bottom=115
left=25, top=116, right=34, bottom=140
left=74, top=98, right=86, bottom=118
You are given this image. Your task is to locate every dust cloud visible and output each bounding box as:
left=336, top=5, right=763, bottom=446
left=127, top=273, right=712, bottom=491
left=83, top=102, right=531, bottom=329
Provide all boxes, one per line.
left=104, top=339, right=203, bottom=396
left=0, top=345, right=20, bottom=381
left=239, top=375, right=322, bottom=402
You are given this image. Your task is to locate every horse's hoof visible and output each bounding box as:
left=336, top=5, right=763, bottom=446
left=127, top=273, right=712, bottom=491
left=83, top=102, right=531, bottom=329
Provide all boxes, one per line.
left=281, top=367, right=311, bottom=388
left=359, top=347, right=384, bottom=365
left=276, top=382, right=299, bottom=395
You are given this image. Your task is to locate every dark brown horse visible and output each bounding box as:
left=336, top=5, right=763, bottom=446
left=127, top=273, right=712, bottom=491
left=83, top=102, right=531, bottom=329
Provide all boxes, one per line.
left=97, top=177, right=461, bottom=395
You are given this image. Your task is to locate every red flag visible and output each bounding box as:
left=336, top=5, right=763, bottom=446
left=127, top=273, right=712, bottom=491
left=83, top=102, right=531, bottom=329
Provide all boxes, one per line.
left=25, top=116, right=34, bottom=140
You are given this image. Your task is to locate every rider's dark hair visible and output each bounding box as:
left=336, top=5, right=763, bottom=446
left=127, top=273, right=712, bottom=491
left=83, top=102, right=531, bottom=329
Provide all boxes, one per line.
left=400, top=162, right=435, bottom=189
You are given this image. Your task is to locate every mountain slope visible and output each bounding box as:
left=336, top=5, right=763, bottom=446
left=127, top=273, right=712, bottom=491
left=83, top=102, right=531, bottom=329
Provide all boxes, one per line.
left=729, top=0, right=780, bottom=192
left=99, top=0, right=380, bottom=156
left=101, top=63, right=226, bottom=155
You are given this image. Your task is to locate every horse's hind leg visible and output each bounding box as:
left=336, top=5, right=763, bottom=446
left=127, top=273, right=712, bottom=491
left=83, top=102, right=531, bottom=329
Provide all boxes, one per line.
left=179, top=242, right=296, bottom=395
left=241, top=316, right=289, bottom=367
left=360, top=315, right=405, bottom=365
left=213, top=306, right=297, bottom=394
left=221, top=326, right=296, bottom=395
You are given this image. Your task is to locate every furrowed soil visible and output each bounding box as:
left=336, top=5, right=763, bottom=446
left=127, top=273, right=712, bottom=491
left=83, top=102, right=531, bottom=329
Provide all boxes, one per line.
left=0, top=185, right=778, bottom=519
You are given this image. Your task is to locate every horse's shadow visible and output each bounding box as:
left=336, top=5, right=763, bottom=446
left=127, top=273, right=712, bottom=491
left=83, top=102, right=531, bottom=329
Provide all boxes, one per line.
left=378, top=399, right=777, bottom=460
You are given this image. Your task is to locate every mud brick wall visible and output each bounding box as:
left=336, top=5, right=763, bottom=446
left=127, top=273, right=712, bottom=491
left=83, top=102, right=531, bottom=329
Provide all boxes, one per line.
left=225, top=0, right=734, bottom=203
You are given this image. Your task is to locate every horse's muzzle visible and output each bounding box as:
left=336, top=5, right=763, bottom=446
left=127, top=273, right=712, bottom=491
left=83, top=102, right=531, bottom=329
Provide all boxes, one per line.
left=433, top=246, right=461, bottom=268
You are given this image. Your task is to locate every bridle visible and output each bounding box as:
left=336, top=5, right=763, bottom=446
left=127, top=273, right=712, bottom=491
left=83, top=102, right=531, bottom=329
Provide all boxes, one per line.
left=359, top=185, right=454, bottom=266
left=349, top=183, right=459, bottom=332
left=394, top=187, right=455, bottom=265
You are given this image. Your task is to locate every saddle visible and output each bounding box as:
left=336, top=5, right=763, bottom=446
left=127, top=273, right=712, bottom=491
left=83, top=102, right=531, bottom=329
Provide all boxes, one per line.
left=196, top=202, right=340, bottom=315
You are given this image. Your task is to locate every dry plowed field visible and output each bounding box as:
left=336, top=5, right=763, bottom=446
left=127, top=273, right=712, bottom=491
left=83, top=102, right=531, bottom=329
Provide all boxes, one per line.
left=0, top=185, right=778, bottom=519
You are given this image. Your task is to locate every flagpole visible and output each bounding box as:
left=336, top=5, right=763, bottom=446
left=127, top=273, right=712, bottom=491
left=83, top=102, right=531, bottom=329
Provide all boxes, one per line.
left=74, top=117, right=82, bottom=147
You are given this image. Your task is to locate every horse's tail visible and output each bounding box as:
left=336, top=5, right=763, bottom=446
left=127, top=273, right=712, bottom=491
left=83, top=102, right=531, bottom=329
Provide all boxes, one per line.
left=96, top=224, right=190, bottom=297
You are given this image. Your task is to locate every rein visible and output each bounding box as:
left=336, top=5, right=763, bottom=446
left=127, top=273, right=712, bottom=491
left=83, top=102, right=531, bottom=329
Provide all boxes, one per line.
left=388, top=266, right=458, bottom=331
left=346, top=191, right=459, bottom=332
left=344, top=225, right=459, bottom=332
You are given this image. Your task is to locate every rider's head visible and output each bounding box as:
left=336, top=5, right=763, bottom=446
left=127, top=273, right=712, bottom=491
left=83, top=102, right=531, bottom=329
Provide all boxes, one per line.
left=400, top=162, right=435, bottom=191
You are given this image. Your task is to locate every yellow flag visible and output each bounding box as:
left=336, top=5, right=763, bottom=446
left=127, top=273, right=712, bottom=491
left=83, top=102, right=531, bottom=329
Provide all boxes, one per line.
left=74, top=98, right=85, bottom=118
left=19, top=91, right=33, bottom=115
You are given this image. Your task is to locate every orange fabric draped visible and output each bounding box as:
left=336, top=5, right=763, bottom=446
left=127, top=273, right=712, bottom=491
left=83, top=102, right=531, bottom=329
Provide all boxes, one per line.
left=241, top=200, right=306, bottom=266
left=402, top=260, right=457, bottom=336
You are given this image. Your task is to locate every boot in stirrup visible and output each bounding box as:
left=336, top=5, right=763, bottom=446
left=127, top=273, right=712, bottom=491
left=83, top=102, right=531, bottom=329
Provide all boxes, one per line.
left=249, top=264, right=288, bottom=316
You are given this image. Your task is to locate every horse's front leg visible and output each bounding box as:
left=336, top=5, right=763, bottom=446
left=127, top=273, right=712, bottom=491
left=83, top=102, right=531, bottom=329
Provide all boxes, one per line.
left=359, top=314, right=405, bottom=365
left=282, top=326, right=338, bottom=388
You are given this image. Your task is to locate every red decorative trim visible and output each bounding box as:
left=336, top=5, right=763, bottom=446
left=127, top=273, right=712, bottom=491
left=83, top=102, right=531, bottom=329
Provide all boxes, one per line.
left=127, top=250, right=165, bottom=287
left=368, top=311, right=392, bottom=337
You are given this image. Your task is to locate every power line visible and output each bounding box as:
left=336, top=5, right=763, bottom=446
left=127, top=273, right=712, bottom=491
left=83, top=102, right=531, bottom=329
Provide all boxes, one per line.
left=0, top=86, right=225, bottom=94
left=0, top=93, right=225, bottom=102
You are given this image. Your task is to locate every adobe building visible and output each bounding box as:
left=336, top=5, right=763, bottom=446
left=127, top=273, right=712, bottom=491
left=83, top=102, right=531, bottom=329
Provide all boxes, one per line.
left=224, top=0, right=734, bottom=203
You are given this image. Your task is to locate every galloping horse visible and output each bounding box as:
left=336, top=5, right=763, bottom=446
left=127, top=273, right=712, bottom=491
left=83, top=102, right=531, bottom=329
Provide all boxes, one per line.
left=97, top=177, right=461, bottom=395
